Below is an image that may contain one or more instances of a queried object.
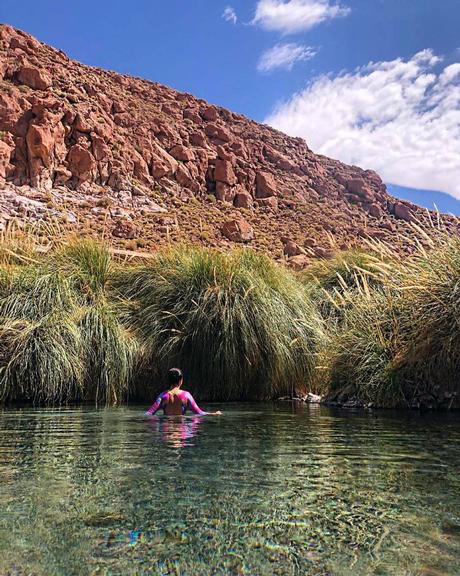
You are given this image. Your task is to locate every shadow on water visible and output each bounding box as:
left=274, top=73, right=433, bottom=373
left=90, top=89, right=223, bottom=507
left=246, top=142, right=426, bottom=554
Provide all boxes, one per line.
left=0, top=403, right=459, bottom=575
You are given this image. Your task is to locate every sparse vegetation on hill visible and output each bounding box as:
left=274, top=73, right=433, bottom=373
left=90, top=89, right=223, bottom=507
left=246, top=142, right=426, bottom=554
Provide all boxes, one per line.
left=1, top=23, right=459, bottom=265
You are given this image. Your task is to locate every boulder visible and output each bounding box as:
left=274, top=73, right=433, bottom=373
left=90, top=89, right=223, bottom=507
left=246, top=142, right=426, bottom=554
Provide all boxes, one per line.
left=202, top=106, right=218, bottom=121
left=394, top=203, right=413, bottom=222
left=183, top=109, right=202, bottom=124
left=215, top=182, right=235, bottom=203
left=73, top=113, right=92, bottom=133
left=216, top=145, right=234, bottom=162
left=161, top=102, right=180, bottom=116
left=0, top=92, right=24, bottom=133
left=169, top=144, right=194, bottom=162
left=283, top=240, right=302, bottom=257
left=314, top=246, right=333, bottom=258
left=189, top=132, right=208, bottom=148
left=91, top=135, right=110, bottom=161
left=347, top=178, right=365, bottom=193
left=256, top=172, right=276, bottom=198
left=17, top=66, right=52, bottom=90
left=234, top=191, right=253, bottom=209
left=112, top=220, right=137, bottom=239
left=214, top=159, right=237, bottom=185
left=365, top=170, right=383, bottom=186
left=53, top=166, right=72, bottom=185
left=264, top=145, right=296, bottom=171
left=221, top=219, right=254, bottom=243
left=26, top=124, right=55, bottom=167
left=0, top=139, right=13, bottom=180
left=346, top=194, right=363, bottom=205
left=67, top=145, right=96, bottom=180
left=347, top=178, right=374, bottom=201
left=151, top=145, right=178, bottom=178
left=256, top=196, right=278, bottom=210
left=205, top=123, right=232, bottom=143
left=289, top=255, right=309, bottom=270
left=366, top=203, right=383, bottom=219
left=176, top=164, right=199, bottom=193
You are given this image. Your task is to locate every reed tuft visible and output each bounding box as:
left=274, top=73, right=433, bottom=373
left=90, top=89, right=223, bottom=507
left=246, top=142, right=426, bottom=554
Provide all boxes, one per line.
left=119, top=246, right=323, bottom=400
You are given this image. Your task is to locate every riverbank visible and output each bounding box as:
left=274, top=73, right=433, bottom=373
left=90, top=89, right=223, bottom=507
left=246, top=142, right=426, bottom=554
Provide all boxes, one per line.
left=0, top=222, right=459, bottom=409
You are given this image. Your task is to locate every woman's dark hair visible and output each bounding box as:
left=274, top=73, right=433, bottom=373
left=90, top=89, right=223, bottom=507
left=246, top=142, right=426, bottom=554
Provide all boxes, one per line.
left=168, top=368, right=183, bottom=387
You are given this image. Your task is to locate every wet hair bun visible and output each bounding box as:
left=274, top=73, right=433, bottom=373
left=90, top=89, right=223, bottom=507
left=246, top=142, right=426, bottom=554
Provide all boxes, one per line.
left=168, top=368, right=183, bottom=385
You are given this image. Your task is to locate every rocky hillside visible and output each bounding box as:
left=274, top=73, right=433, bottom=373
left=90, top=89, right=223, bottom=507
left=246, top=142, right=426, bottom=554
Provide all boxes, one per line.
left=0, top=24, right=457, bottom=264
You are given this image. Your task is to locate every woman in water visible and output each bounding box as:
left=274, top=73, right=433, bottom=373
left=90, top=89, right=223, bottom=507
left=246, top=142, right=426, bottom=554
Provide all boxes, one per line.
left=145, top=368, right=222, bottom=416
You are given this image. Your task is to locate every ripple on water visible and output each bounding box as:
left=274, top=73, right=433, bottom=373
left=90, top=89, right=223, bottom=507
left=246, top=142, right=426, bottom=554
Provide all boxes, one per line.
left=0, top=404, right=459, bottom=575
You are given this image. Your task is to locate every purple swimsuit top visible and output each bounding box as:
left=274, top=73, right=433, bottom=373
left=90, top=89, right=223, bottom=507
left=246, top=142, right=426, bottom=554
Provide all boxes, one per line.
left=145, top=390, right=208, bottom=416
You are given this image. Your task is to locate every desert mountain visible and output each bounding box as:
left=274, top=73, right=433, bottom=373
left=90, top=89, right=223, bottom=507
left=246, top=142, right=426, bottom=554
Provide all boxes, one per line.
left=0, top=24, right=457, bottom=263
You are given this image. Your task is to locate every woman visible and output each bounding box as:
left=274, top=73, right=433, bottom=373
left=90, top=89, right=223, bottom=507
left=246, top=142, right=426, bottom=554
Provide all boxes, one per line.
left=145, top=368, right=222, bottom=416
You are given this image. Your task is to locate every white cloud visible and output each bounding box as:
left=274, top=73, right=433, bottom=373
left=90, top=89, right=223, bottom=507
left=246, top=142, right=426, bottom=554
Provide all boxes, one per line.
left=222, top=6, right=238, bottom=25
left=252, top=0, right=350, bottom=34
left=265, top=50, right=460, bottom=199
left=258, top=43, right=317, bottom=72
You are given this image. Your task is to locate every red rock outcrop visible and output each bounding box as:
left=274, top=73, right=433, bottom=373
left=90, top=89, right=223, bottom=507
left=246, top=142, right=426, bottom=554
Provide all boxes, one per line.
left=0, top=24, right=458, bottom=259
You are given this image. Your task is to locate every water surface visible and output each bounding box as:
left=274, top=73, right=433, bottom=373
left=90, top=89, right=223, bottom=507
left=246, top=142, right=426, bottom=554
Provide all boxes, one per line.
left=0, top=404, right=459, bottom=575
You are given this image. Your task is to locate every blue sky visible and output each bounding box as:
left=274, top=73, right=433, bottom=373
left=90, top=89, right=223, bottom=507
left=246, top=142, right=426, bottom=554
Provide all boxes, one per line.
left=1, top=0, right=459, bottom=212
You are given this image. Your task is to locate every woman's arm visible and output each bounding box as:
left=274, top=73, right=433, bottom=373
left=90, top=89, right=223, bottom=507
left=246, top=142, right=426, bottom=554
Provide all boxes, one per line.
left=145, top=393, right=164, bottom=416
left=185, top=392, right=221, bottom=416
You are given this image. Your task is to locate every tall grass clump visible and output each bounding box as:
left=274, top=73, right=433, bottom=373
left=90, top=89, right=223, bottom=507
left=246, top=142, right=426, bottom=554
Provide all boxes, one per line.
left=78, top=301, right=137, bottom=405
left=394, top=236, right=460, bottom=397
left=0, top=315, right=84, bottom=403
left=51, top=240, right=138, bottom=404
left=0, top=266, right=85, bottom=403
left=119, top=246, right=324, bottom=400
left=321, top=231, right=460, bottom=408
left=0, top=238, right=137, bottom=405
left=301, top=248, right=391, bottom=323
left=324, top=288, right=405, bottom=407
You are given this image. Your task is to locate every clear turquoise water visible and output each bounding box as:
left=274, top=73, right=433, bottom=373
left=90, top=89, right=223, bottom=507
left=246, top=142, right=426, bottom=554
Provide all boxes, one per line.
left=0, top=404, right=459, bottom=576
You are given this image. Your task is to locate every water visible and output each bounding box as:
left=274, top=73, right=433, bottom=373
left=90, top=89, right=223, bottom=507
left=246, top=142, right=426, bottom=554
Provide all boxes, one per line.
left=0, top=404, right=459, bottom=576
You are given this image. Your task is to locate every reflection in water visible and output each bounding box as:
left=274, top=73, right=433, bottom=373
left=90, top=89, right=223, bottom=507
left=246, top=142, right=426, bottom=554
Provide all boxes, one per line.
left=148, top=415, right=203, bottom=448
left=0, top=405, right=459, bottom=575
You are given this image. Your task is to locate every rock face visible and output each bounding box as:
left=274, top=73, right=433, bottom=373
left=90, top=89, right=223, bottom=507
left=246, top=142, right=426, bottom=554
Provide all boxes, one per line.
left=0, top=24, right=458, bottom=260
